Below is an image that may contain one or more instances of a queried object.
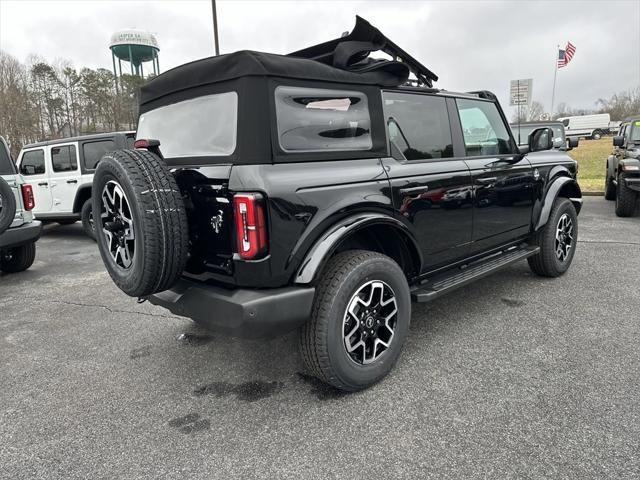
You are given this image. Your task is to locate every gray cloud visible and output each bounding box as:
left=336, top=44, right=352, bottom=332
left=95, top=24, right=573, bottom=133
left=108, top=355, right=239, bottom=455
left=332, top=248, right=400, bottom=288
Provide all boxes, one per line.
left=1, top=0, right=639, bottom=115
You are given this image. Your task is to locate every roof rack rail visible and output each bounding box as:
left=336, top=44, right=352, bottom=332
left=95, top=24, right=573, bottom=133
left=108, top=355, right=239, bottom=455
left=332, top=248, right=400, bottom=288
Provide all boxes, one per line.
left=288, top=16, right=438, bottom=88
left=467, top=90, right=499, bottom=102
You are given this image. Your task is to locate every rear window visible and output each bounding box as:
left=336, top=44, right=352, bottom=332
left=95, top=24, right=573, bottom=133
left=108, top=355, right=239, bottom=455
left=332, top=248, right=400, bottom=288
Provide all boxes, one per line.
left=83, top=139, right=115, bottom=170
left=20, top=149, right=45, bottom=175
left=275, top=86, right=372, bottom=152
left=137, top=92, right=238, bottom=158
left=0, top=141, right=14, bottom=175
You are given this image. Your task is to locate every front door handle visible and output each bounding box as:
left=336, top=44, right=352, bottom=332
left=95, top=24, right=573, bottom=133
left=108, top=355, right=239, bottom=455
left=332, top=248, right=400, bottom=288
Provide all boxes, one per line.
left=67, top=179, right=78, bottom=184
left=477, top=177, right=498, bottom=185
left=38, top=182, right=48, bottom=187
left=400, top=186, right=429, bottom=196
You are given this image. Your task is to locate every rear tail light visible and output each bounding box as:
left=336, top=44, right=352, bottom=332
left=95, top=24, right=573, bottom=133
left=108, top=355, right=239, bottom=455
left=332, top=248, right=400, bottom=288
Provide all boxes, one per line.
left=233, top=193, right=267, bottom=259
left=21, top=184, right=35, bottom=210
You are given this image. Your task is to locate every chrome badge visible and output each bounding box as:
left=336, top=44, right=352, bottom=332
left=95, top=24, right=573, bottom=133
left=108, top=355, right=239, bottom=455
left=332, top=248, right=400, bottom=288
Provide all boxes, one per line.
left=211, top=209, right=224, bottom=233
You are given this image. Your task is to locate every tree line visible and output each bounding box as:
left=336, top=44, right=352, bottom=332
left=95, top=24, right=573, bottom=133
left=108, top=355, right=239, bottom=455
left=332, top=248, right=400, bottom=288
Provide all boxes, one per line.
left=512, top=88, right=640, bottom=123
left=0, top=50, right=145, bottom=158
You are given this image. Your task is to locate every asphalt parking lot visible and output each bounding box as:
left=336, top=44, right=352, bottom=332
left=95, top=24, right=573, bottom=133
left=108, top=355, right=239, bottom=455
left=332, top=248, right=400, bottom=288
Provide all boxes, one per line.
left=1, top=197, right=639, bottom=479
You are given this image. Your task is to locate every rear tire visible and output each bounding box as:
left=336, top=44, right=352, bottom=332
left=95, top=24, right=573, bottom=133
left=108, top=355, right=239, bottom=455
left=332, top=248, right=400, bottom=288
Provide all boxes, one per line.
left=92, top=149, right=189, bottom=297
left=528, top=198, right=578, bottom=278
left=604, top=175, right=616, bottom=200
left=615, top=174, right=638, bottom=217
left=591, top=130, right=602, bottom=140
left=1, top=242, right=36, bottom=273
left=0, top=177, right=16, bottom=235
left=300, top=250, right=411, bottom=391
left=81, top=198, right=96, bottom=241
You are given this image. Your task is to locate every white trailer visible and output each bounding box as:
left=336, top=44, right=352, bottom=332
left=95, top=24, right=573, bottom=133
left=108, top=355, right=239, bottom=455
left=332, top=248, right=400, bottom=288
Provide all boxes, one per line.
left=556, top=113, right=618, bottom=140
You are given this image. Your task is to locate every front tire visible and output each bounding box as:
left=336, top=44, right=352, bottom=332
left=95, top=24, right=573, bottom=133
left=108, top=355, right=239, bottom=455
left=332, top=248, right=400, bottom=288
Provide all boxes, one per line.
left=1, top=242, right=36, bottom=273
left=615, top=174, right=638, bottom=217
left=300, top=250, right=411, bottom=391
left=528, top=198, right=578, bottom=277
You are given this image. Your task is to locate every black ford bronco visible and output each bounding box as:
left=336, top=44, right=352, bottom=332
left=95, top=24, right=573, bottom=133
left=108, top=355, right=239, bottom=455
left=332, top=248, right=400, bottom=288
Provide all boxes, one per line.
left=93, top=17, right=582, bottom=391
left=605, top=117, right=640, bottom=216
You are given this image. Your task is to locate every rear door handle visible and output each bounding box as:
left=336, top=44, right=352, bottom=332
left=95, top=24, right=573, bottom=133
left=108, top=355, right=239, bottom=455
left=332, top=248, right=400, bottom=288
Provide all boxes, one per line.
left=67, top=179, right=78, bottom=184
left=400, top=186, right=429, bottom=196
left=38, top=182, right=48, bottom=187
left=477, top=177, right=497, bottom=185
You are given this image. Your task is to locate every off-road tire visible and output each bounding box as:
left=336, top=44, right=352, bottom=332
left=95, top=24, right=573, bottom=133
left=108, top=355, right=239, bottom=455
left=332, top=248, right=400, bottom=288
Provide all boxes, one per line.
left=81, top=198, right=96, bottom=241
left=1, top=242, right=36, bottom=273
left=300, top=250, right=411, bottom=391
left=92, top=149, right=189, bottom=297
left=604, top=175, right=616, bottom=200
left=528, top=198, right=578, bottom=277
left=0, top=177, right=16, bottom=235
left=615, top=174, right=638, bottom=217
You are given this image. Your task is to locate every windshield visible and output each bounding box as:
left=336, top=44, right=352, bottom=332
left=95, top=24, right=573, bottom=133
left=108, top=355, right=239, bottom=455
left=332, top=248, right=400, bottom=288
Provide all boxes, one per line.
left=511, top=125, right=564, bottom=145
left=0, top=139, right=15, bottom=175
left=136, top=92, right=238, bottom=158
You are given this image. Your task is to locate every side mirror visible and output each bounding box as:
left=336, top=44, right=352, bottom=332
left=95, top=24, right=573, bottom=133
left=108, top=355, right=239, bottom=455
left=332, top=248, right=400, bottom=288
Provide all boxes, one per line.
left=613, top=136, right=624, bottom=147
left=528, top=127, right=554, bottom=152
left=552, top=138, right=564, bottom=149
left=568, top=137, right=579, bottom=149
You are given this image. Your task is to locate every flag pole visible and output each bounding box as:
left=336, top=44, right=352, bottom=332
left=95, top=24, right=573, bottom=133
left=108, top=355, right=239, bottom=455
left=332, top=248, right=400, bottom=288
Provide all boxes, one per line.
left=550, top=44, right=559, bottom=118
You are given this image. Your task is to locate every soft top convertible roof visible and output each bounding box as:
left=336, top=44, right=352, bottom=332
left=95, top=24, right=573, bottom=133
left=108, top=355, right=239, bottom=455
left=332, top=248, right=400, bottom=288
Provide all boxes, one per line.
left=140, top=16, right=437, bottom=107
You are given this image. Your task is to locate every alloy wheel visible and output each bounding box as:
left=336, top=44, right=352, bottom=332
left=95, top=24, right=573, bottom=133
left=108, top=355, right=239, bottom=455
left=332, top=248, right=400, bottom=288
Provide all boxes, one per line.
left=343, top=280, right=398, bottom=365
left=555, top=213, right=574, bottom=262
left=101, top=180, right=135, bottom=269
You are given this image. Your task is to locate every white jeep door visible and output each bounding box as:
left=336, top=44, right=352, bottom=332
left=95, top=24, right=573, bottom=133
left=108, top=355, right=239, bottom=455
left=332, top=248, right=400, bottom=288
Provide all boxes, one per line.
left=17, top=147, right=53, bottom=214
left=48, top=142, right=80, bottom=214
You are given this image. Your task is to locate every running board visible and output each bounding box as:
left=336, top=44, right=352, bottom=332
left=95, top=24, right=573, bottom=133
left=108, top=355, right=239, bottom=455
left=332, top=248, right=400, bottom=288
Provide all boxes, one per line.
left=411, top=245, right=540, bottom=303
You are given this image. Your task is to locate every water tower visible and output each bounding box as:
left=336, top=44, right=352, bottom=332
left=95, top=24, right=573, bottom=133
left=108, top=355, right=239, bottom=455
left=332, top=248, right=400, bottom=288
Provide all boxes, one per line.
left=109, top=29, right=160, bottom=79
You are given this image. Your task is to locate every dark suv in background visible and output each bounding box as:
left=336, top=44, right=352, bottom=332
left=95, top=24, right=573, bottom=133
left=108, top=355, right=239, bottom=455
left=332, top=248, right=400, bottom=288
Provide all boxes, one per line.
left=605, top=117, right=640, bottom=216
left=92, top=17, right=582, bottom=391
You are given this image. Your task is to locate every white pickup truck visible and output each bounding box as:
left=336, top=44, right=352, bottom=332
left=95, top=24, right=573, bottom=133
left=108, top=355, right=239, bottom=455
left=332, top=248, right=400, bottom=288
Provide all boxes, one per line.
left=556, top=113, right=620, bottom=140
left=16, top=131, right=134, bottom=239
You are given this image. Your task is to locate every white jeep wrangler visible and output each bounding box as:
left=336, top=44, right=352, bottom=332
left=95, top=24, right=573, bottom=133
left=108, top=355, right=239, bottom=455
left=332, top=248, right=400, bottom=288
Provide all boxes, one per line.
left=16, top=131, right=134, bottom=239
left=0, top=136, right=42, bottom=273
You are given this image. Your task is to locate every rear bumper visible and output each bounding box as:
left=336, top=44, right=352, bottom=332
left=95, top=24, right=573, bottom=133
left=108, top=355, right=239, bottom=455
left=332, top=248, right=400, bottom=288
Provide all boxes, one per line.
left=623, top=177, right=640, bottom=192
left=148, top=279, right=315, bottom=338
left=0, top=221, right=42, bottom=249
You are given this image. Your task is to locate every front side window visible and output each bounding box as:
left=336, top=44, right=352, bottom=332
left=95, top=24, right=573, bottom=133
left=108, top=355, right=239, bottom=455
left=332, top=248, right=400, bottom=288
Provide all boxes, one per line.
left=20, top=149, right=45, bottom=175
left=83, top=140, right=115, bottom=170
left=383, top=92, right=453, bottom=160
left=137, top=92, right=238, bottom=158
left=630, top=121, right=640, bottom=143
left=51, top=145, right=78, bottom=172
left=456, top=98, right=514, bottom=156
left=275, top=86, right=372, bottom=152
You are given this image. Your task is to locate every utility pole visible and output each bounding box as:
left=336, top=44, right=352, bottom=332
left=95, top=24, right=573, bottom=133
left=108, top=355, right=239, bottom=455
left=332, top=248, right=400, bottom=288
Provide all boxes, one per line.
left=211, top=0, right=220, bottom=55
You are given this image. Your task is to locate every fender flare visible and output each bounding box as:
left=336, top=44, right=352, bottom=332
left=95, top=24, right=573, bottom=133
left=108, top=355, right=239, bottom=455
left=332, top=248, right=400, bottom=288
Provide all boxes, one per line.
left=294, top=213, right=422, bottom=284
left=72, top=183, right=93, bottom=213
left=535, top=176, right=582, bottom=231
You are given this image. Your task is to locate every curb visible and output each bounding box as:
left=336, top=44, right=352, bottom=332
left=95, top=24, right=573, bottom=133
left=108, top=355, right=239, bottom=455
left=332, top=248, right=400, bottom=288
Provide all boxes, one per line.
left=582, top=191, right=604, bottom=196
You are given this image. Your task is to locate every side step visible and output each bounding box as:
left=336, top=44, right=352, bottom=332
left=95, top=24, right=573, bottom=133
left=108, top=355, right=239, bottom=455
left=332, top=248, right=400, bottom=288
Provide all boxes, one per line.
left=411, top=245, right=540, bottom=303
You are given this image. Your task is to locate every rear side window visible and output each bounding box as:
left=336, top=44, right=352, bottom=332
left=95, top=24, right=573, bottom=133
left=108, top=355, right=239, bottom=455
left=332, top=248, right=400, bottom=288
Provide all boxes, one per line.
left=20, top=149, right=45, bottom=175
left=275, top=86, right=372, bottom=152
left=83, top=139, right=115, bottom=170
left=383, top=92, right=453, bottom=160
left=51, top=145, right=78, bottom=172
left=137, top=92, right=238, bottom=158
left=456, top=98, right=514, bottom=156
left=0, top=141, right=14, bottom=175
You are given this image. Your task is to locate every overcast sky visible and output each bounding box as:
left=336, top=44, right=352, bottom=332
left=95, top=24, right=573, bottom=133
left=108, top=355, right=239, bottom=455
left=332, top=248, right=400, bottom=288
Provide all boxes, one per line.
left=1, top=0, right=639, bottom=116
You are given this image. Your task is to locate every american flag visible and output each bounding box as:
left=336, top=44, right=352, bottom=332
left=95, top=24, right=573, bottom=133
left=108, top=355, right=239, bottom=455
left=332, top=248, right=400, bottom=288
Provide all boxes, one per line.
left=557, top=42, right=576, bottom=68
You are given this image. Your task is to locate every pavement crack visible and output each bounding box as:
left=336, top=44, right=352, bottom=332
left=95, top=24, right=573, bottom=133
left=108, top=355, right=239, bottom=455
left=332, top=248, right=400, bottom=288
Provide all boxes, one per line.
left=578, top=240, right=640, bottom=246
left=46, top=299, right=183, bottom=320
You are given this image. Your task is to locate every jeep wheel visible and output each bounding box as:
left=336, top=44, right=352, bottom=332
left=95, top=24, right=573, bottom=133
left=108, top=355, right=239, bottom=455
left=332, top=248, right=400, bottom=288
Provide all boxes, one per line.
left=604, top=175, right=616, bottom=200
left=1, top=242, right=36, bottom=273
left=300, top=250, right=411, bottom=391
left=528, top=198, right=578, bottom=277
left=0, top=177, right=16, bottom=235
left=92, top=149, right=189, bottom=297
left=615, top=174, right=638, bottom=217
left=81, top=198, right=96, bottom=241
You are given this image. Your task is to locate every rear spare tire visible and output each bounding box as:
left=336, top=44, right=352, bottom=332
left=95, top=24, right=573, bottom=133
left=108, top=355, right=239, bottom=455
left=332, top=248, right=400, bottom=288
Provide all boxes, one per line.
left=92, top=149, right=189, bottom=297
left=0, top=177, right=16, bottom=235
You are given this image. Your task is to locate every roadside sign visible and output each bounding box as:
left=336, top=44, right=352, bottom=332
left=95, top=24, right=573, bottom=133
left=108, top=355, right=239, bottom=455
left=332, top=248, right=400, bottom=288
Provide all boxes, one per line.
left=509, top=79, right=533, bottom=106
